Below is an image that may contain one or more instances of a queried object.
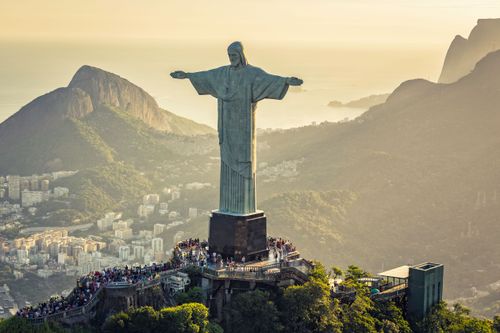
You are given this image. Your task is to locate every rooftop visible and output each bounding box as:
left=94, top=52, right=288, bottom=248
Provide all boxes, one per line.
left=378, top=265, right=410, bottom=279
left=410, top=262, right=443, bottom=271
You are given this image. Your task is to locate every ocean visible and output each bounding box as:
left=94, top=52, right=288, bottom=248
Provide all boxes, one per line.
left=0, top=39, right=443, bottom=129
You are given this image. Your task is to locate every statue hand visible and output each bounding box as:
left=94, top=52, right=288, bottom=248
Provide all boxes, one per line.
left=170, top=70, right=188, bottom=79
left=287, top=77, right=303, bottom=86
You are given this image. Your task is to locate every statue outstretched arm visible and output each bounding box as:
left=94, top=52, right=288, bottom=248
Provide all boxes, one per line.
left=286, top=77, right=303, bottom=86
left=170, top=70, right=191, bottom=79
left=172, top=67, right=224, bottom=98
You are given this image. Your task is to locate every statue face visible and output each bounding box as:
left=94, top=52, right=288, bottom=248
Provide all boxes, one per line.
left=228, top=51, right=241, bottom=67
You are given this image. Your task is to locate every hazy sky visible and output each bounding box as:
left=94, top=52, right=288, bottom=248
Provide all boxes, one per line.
left=2, top=1, right=500, bottom=128
left=2, top=0, right=500, bottom=46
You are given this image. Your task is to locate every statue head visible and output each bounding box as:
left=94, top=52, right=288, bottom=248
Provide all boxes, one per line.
left=227, top=41, right=248, bottom=68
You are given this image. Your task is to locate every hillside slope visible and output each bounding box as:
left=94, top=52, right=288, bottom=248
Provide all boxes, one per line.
left=257, top=50, right=500, bottom=303
left=0, top=66, right=216, bottom=175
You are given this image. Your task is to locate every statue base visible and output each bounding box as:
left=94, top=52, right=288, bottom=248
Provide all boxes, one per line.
left=209, top=210, right=268, bottom=261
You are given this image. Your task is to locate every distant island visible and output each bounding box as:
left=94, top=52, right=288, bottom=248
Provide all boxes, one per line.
left=328, top=93, right=390, bottom=109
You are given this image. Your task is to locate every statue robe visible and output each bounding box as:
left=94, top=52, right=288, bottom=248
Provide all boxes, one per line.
left=188, top=65, right=289, bottom=215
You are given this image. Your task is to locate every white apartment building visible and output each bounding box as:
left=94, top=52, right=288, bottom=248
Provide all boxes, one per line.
left=119, top=246, right=130, bottom=261
left=153, top=223, right=166, bottom=236
left=115, top=228, right=133, bottom=240
left=133, top=245, right=145, bottom=261
left=152, top=238, right=163, bottom=254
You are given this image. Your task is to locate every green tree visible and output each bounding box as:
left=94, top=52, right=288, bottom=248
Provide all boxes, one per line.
left=330, top=266, right=343, bottom=280
left=127, top=306, right=158, bottom=333
left=280, top=278, right=342, bottom=333
left=421, top=301, right=494, bottom=333
left=0, top=316, right=66, bottom=333
left=103, top=311, right=132, bottom=333
left=341, top=293, right=377, bottom=333
left=226, top=290, right=283, bottom=333
left=372, top=301, right=411, bottom=333
left=309, top=261, right=330, bottom=284
left=345, top=265, right=370, bottom=281
left=493, top=315, right=500, bottom=333
left=158, top=303, right=211, bottom=333
left=175, top=287, right=205, bottom=305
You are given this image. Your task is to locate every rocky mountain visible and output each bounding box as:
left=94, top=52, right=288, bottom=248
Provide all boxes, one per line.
left=67, top=66, right=213, bottom=134
left=256, top=50, right=500, bottom=310
left=439, top=18, right=500, bottom=83
left=0, top=66, right=218, bottom=224
left=0, top=66, right=215, bottom=175
left=328, top=93, right=390, bottom=109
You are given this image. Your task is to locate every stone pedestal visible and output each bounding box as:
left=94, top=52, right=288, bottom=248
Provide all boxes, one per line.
left=209, top=210, right=268, bottom=261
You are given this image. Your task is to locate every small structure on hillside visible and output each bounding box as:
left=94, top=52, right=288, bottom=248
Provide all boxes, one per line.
left=378, top=262, right=444, bottom=321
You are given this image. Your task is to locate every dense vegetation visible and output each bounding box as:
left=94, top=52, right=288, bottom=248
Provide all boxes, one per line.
left=102, top=303, right=222, bottom=333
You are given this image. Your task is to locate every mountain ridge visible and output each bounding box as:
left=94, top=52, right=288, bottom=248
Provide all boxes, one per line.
left=254, top=49, right=500, bottom=309
left=439, top=18, right=500, bottom=83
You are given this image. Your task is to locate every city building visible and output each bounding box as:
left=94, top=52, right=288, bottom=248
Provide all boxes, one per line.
left=143, top=194, right=160, bottom=205
left=7, top=175, right=20, bottom=200
left=30, top=179, right=39, bottom=191
left=133, top=245, right=144, bottom=261
left=167, top=272, right=191, bottom=294
left=119, top=246, right=130, bottom=261
left=72, top=246, right=84, bottom=258
left=97, top=212, right=120, bottom=231
left=137, top=204, right=155, bottom=218
left=48, top=243, right=60, bottom=258
left=53, top=187, right=69, bottom=198
left=58, top=252, right=66, bottom=265
left=139, top=230, right=153, bottom=239
left=37, top=269, right=53, bottom=279
left=21, top=190, right=49, bottom=207
left=167, top=221, right=184, bottom=230
left=151, top=238, right=163, bottom=254
left=168, top=211, right=180, bottom=219
left=153, top=223, right=166, bottom=236
left=112, top=220, right=129, bottom=231
left=159, top=202, right=169, bottom=215
left=115, top=228, right=133, bottom=240
left=185, top=182, right=211, bottom=190
left=171, top=190, right=181, bottom=201
left=97, top=218, right=112, bottom=231
left=51, top=170, right=78, bottom=180
left=40, top=179, right=50, bottom=191
left=407, top=262, right=444, bottom=321
left=16, top=249, right=29, bottom=265
left=20, top=180, right=30, bottom=192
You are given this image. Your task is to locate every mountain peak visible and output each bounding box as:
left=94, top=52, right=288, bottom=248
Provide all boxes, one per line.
left=67, top=65, right=213, bottom=133
left=68, top=65, right=160, bottom=113
left=385, top=79, right=436, bottom=106
left=439, top=18, right=500, bottom=83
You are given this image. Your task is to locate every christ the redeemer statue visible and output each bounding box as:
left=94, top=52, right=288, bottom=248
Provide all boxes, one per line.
left=171, top=41, right=303, bottom=216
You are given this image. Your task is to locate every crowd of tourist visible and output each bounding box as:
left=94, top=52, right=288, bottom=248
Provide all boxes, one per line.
left=16, top=261, right=180, bottom=320
left=16, top=237, right=298, bottom=320
left=173, top=238, right=209, bottom=268
left=268, top=237, right=297, bottom=262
